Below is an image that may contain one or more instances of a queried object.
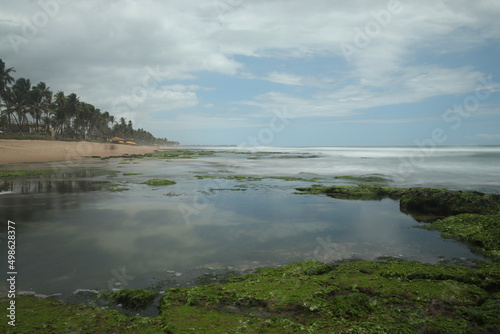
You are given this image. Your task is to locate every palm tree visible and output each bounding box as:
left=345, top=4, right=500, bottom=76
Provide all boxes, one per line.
left=108, top=114, right=115, bottom=129
left=4, top=78, right=32, bottom=134
left=0, top=60, right=15, bottom=107
left=52, top=91, right=66, bottom=139
left=0, top=61, right=16, bottom=132
left=30, top=82, right=52, bottom=134
left=65, top=93, right=80, bottom=138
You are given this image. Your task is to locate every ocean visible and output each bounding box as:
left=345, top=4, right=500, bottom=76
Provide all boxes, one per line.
left=1, top=145, right=499, bottom=299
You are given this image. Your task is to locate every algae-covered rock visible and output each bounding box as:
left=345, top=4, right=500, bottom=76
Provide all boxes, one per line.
left=158, top=259, right=500, bottom=333
left=109, top=289, right=157, bottom=310
left=399, top=188, right=500, bottom=216
left=143, top=179, right=176, bottom=186
left=423, top=213, right=500, bottom=260
left=295, top=184, right=405, bottom=200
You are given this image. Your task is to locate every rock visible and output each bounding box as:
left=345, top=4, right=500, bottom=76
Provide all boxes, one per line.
left=35, top=294, right=49, bottom=299
left=175, top=272, right=183, bottom=277
left=18, top=291, right=36, bottom=296
left=73, top=289, right=100, bottom=295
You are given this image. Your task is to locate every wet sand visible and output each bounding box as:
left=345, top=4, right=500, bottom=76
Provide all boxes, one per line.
left=0, top=139, right=159, bottom=164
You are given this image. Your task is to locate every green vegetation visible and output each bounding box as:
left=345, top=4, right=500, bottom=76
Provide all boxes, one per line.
left=247, top=153, right=321, bottom=159
left=334, top=175, right=391, bottom=183
left=195, top=175, right=318, bottom=182
left=151, top=150, right=216, bottom=159
left=0, top=296, right=163, bottom=333
left=107, top=187, right=130, bottom=192
left=107, top=170, right=119, bottom=177
left=158, top=259, right=500, bottom=333
left=296, top=184, right=405, bottom=200
left=423, top=214, right=500, bottom=260
left=296, top=185, right=500, bottom=214
left=0, top=168, right=120, bottom=179
left=123, top=172, right=142, bottom=176
left=0, top=169, right=56, bottom=178
left=0, top=133, right=53, bottom=140
left=106, top=289, right=157, bottom=310
left=144, top=179, right=176, bottom=186
left=194, top=174, right=217, bottom=179
left=0, top=59, right=176, bottom=145
left=3, top=260, right=499, bottom=333
left=269, top=176, right=318, bottom=181
left=399, top=188, right=500, bottom=216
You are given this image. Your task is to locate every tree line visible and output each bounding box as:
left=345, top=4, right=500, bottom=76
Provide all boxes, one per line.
left=0, top=59, right=178, bottom=146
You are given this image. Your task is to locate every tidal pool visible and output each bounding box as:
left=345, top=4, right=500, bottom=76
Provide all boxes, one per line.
left=0, top=150, right=491, bottom=299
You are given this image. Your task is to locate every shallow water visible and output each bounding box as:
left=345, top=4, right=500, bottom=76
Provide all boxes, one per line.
left=1, top=146, right=498, bottom=299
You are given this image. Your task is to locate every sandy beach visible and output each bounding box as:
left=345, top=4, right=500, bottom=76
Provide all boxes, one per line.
left=0, top=139, right=159, bottom=164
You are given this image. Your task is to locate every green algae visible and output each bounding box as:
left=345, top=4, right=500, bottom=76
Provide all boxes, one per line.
left=107, top=170, right=120, bottom=177
left=295, top=184, right=405, bottom=200
left=106, top=289, right=157, bottom=310
left=107, top=187, right=130, bottom=192
left=422, top=213, right=500, bottom=260
left=399, top=188, right=500, bottom=216
left=143, top=179, right=176, bottom=186
left=334, top=175, right=391, bottom=183
left=194, top=175, right=318, bottom=182
left=0, top=296, right=163, bottom=333
left=123, top=172, right=142, bottom=176
left=2, top=260, right=500, bottom=333
left=157, top=259, right=500, bottom=333
left=0, top=169, right=56, bottom=178
left=151, top=149, right=216, bottom=159
left=296, top=185, right=500, bottom=215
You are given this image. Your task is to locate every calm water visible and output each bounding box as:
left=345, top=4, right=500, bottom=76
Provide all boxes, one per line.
left=1, top=146, right=499, bottom=298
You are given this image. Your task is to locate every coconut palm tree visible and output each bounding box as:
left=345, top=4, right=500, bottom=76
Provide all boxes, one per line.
left=65, top=93, right=80, bottom=138
left=0, top=59, right=15, bottom=101
left=30, top=82, right=52, bottom=134
left=52, top=91, right=66, bottom=139
left=3, top=78, right=32, bottom=134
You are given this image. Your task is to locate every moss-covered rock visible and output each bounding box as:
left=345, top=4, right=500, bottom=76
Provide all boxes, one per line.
left=108, top=289, right=157, bottom=310
left=295, top=184, right=405, bottom=200
left=334, top=175, right=391, bottom=183
left=399, top=188, right=500, bottom=216
left=422, top=213, right=500, bottom=260
left=0, top=295, right=163, bottom=333
left=143, top=179, right=176, bottom=186
left=158, top=259, right=500, bottom=333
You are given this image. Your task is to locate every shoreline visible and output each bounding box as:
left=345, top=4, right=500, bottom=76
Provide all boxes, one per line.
left=1, top=150, right=499, bottom=332
left=0, top=139, right=162, bottom=165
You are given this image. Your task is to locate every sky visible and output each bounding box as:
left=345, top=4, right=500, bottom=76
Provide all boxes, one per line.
left=1, top=0, right=500, bottom=146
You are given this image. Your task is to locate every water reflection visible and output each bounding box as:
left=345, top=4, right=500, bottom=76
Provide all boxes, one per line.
left=0, top=159, right=491, bottom=298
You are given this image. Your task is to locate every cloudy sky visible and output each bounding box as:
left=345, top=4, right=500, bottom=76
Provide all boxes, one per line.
left=1, top=0, right=500, bottom=146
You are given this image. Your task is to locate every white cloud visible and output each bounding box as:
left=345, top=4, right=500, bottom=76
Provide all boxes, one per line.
left=476, top=133, right=500, bottom=140
left=0, top=0, right=499, bottom=143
